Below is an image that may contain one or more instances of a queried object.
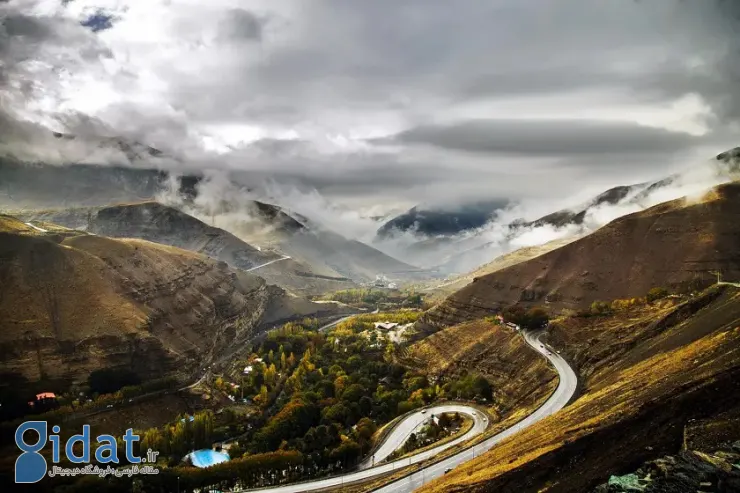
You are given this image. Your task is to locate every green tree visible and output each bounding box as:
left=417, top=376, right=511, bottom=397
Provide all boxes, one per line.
left=590, top=300, right=612, bottom=315
left=646, top=287, right=669, bottom=303
left=525, top=307, right=549, bottom=329
left=141, top=428, right=162, bottom=457
left=329, top=439, right=361, bottom=466
left=355, top=417, right=377, bottom=443
left=255, top=399, right=320, bottom=451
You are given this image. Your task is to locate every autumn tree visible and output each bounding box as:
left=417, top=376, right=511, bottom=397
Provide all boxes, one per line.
left=646, top=287, right=669, bottom=303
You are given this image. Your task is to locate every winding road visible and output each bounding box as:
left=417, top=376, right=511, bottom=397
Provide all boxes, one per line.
left=373, top=330, right=578, bottom=492
left=231, top=328, right=577, bottom=493
left=246, top=255, right=291, bottom=272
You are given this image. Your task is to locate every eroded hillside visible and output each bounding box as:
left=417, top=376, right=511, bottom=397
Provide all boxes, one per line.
left=421, top=236, right=581, bottom=303
left=16, top=202, right=359, bottom=295
left=400, top=320, right=557, bottom=420
left=0, top=216, right=344, bottom=386
left=422, top=285, right=740, bottom=493
left=419, top=182, right=740, bottom=333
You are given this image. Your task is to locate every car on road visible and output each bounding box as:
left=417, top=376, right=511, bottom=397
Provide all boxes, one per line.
left=421, top=409, right=426, bottom=414
left=547, top=351, right=553, bottom=356
left=472, top=412, right=477, bottom=416
left=444, top=467, right=453, bottom=474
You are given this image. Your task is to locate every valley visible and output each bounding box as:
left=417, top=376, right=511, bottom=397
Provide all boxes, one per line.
left=2, top=155, right=740, bottom=493
left=5, top=5, right=740, bottom=493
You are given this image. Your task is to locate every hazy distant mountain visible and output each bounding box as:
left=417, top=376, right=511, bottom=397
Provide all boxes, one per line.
left=376, top=199, right=510, bottom=238
left=0, top=158, right=168, bottom=209
left=420, top=180, right=740, bottom=330
left=17, top=202, right=360, bottom=296
left=380, top=146, right=739, bottom=275
left=512, top=179, right=676, bottom=231
left=1, top=161, right=421, bottom=286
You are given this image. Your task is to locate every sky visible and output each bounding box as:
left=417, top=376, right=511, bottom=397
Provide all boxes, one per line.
left=1, top=0, right=739, bottom=216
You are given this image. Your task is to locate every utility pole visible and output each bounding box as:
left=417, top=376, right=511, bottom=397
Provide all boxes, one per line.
left=710, top=270, right=722, bottom=284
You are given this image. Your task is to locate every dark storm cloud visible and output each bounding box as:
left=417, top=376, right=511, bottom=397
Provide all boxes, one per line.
left=174, top=0, right=726, bottom=124
left=386, top=119, right=701, bottom=157
left=1, top=0, right=738, bottom=210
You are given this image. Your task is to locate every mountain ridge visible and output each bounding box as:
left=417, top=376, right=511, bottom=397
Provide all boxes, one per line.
left=418, top=181, right=740, bottom=333
left=0, top=218, right=347, bottom=386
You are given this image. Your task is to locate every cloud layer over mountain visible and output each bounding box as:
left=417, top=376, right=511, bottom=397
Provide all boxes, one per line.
left=1, top=0, right=739, bottom=213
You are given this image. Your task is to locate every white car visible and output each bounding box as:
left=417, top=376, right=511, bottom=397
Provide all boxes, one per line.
left=421, top=409, right=427, bottom=414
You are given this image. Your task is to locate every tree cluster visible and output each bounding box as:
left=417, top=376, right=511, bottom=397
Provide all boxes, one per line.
left=501, top=305, right=549, bottom=329
left=138, top=410, right=215, bottom=463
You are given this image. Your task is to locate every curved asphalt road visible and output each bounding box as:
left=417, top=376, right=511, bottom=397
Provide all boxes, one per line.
left=357, top=404, right=489, bottom=470
left=231, top=329, right=576, bottom=493
left=372, top=330, right=578, bottom=492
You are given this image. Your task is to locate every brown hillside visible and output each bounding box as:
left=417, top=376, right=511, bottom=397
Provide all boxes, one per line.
left=419, top=182, right=740, bottom=331
left=401, top=320, right=557, bottom=419
left=0, top=227, right=344, bottom=386
left=420, top=236, right=581, bottom=302
left=422, top=285, right=740, bottom=493
left=16, top=203, right=359, bottom=295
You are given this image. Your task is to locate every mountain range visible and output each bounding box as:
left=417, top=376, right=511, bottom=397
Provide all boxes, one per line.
left=0, top=215, right=348, bottom=386
left=1, top=160, right=423, bottom=290
left=418, top=180, right=740, bottom=334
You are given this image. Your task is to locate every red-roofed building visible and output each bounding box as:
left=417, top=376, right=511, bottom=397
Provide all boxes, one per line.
left=29, top=392, right=57, bottom=408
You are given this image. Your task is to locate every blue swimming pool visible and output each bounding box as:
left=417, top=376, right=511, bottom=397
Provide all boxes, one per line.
left=187, top=449, right=230, bottom=468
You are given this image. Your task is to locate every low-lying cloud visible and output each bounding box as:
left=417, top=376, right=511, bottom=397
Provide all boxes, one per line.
left=384, top=119, right=704, bottom=157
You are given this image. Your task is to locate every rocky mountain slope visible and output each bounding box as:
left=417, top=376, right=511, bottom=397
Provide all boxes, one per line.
left=16, top=202, right=359, bottom=295
left=419, top=181, right=740, bottom=332
left=400, top=319, right=557, bottom=421
left=0, top=215, right=345, bottom=386
left=423, top=284, right=740, bottom=493
left=419, top=236, right=582, bottom=302
left=378, top=147, right=739, bottom=275
left=2, top=160, right=420, bottom=285
left=224, top=206, right=424, bottom=282
left=592, top=444, right=740, bottom=492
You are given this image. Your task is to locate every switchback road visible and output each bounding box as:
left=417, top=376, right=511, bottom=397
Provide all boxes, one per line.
left=230, top=328, right=577, bottom=492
